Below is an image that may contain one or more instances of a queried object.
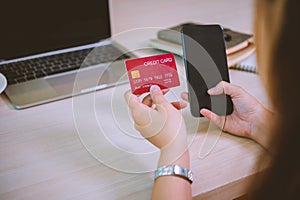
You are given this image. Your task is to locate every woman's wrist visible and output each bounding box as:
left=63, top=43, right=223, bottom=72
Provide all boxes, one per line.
left=158, top=132, right=190, bottom=169
left=250, top=105, right=275, bottom=150
left=159, top=148, right=190, bottom=168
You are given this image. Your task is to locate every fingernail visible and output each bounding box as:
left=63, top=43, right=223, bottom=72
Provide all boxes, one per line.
left=200, top=108, right=204, bottom=113
left=207, top=88, right=215, bottom=94
left=150, top=85, right=160, bottom=92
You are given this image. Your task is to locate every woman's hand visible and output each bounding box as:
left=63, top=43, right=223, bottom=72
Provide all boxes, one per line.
left=182, top=81, right=273, bottom=149
left=141, top=88, right=188, bottom=110
left=124, top=85, right=188, bottom=151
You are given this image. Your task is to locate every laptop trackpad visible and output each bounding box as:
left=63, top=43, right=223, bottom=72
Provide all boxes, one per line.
left=46, top=72, right=77, bottom=96
left=5, top=79, right=59, bottom=108
left=46, top=62, right=128, bottom=96
left=5, top=62, right=128, bottom=109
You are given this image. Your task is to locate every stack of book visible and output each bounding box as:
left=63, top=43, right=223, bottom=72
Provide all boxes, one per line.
left=149, top=22, right=256, bottom=71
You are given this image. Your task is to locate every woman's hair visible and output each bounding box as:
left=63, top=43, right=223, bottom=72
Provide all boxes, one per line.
left=251, top=0, right=300, bottom=198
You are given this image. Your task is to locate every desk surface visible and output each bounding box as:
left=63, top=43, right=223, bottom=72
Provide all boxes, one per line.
left=0, top=0, right=270, bottom=199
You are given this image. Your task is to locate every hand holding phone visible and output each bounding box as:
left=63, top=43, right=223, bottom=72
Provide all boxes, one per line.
left=181, top=24, right=233, bottom=117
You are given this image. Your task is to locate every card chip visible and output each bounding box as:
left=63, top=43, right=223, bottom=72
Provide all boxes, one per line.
left=131, top=70, right=140, bottom=79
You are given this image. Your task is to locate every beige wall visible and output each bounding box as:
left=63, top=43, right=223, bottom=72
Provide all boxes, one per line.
left=109, top=0, right=254, bottom=35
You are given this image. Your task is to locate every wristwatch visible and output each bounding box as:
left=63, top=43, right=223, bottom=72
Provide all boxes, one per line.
left=154, top=165, right=193, bottom=184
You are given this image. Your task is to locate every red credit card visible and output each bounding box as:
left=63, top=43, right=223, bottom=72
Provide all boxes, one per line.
left=125, top=53, right=180, bottom=95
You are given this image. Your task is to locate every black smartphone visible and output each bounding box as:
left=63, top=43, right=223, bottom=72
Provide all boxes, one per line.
left=181, top=24, right=233, bottom=117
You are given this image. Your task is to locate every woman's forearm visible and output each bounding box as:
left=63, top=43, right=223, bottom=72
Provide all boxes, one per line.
left=152, top=149, right=192, bottom=200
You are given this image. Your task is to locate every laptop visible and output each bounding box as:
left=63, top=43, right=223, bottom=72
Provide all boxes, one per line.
left=0, top=0, right=134, bottom=109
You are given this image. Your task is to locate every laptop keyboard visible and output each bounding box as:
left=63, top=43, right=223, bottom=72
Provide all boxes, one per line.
left=0, top=45, right=131, bottom=85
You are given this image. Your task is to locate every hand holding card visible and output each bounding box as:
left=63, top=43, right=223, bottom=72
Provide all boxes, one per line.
left=125, top=53, right=180, bottom=95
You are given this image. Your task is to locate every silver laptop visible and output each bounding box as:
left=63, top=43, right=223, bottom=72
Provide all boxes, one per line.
left=0, top=0, right=134, bottom=109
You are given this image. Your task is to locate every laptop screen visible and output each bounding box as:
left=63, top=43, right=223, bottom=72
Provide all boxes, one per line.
left=1, top=0, right=110, bottom=60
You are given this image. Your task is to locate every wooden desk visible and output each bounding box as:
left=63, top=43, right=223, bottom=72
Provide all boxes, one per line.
left=0, top=0, right=270, bottom=199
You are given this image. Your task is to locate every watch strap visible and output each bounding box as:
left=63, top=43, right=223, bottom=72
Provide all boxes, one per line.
left=154, top=165, right=193, bottom=183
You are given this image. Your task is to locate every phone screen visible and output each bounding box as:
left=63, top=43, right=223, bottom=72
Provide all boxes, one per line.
left=181, top=24, right=233, bottom=117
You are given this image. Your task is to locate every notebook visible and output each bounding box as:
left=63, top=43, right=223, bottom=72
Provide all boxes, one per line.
left=0, top=0, right=134, bottom=109
left=232, top=53, right=257, bottom=73
left=155, top=22, right=252, bottom=54
left=149, top=22, right=255, bottom=67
